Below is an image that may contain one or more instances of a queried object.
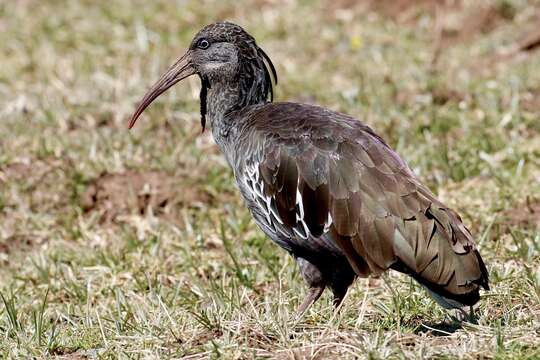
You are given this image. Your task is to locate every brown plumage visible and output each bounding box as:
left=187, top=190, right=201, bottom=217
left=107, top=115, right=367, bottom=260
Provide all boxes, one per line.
left=129, top=22, right=489, bottom=316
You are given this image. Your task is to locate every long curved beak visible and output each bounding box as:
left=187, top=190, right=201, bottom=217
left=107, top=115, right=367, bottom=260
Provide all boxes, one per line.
left=129, top=51, right=196, bottom=129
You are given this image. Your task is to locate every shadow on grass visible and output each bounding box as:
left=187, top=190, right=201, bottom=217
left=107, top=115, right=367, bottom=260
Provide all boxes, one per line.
left=410, top=308, right=480, bottom=336
left=421, top=315, right=482, bottom=336
left=415, top=320, right=464, bottom=336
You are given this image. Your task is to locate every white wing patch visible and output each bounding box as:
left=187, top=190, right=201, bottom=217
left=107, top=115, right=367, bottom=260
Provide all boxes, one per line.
left=242, top=161, right=331, bottom=241
left=294, top=188, right=309, bottom=239
left=324, top=213, right=333, bottom=233
left=295, top=188, right=304, bottom=221
left=244, top=163, right=277, bottom=226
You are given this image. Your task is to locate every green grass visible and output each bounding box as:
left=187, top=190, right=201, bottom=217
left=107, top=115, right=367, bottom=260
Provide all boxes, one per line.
left=1, top=0, right=540, bottom=358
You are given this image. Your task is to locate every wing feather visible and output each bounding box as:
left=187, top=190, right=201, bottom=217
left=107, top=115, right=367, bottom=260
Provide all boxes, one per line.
left=241, top=102, right=488, bottom=302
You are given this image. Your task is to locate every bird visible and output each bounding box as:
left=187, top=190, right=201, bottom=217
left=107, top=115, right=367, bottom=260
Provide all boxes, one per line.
left=128, top=22, right=489, bottom=316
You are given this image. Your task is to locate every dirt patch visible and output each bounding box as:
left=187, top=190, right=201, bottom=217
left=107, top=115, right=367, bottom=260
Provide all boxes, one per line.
left=50, top=347, right=96, bottom=359
left=0, top=217, right=48, bottom=263
left=500, top=197, right=540, bottom=231
left=430, top=87, right=464, bottom=105
left=395, top=86, right=465, bottom=107
left=326, top=0, right=457, bottom=23
left=469, top=24, right=540, bottom=75
left=0, top=159, right=64, bottom=258
left=188, top=329, right=223, bottom=348
left=329, top=0, right=515, bottom=46
left=521, top=88, right=540, bottom=113
left=80, top=171, right=212, bottom=223
left=440, top=3, right=515, bottom=46
left=0, top=158, right=71, bottom=213
left=284, top=345, right=339, bottom=360
left=367, top=0, right=458, bottom=23
left=0, top=233, right=42, bottom=257
left=518, top=27, right=540, bottom=52
left=0, top=160, right=51, bottom=183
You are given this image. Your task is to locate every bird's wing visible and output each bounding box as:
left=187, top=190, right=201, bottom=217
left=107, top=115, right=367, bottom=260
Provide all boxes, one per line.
left=242, top=102, right=488, bottom=301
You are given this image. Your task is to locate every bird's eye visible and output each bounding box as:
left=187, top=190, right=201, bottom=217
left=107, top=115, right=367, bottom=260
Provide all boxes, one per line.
left=197, top=39, right=210, bottom=49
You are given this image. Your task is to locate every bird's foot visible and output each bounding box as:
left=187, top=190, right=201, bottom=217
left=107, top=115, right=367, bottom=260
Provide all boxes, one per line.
left=450, top=306, right=477, bottom=324
left=296, top=285, right=325, bottom=317
left=332, top=293, right=346, bottom=311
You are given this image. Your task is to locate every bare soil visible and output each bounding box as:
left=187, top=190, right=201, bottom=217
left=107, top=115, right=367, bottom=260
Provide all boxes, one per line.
left=521, top=88, right=540, bottom=113
left=501, top=197, right=540, bottom=231
left=331, top=0, right=517, bottom=46
left=80, top=170, right=211, bottom=223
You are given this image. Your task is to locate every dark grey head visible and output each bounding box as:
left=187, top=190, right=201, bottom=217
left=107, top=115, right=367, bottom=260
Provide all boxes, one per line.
left=129, top=22, right=277, bottom=130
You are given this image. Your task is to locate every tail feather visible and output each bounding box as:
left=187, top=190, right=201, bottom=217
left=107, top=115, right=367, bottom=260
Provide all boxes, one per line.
left=391, top=257, right=483, bottom=308
left=391, top=205, right=489, bottom=309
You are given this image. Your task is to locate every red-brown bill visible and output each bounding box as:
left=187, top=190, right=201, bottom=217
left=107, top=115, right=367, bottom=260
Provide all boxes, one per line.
left=128, top=51, right=196, bottom=129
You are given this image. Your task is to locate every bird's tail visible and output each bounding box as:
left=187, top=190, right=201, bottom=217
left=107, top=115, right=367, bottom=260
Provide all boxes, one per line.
left=390, top=208, right=490, bottom=309
left=391, top=254, right=486, bottom=309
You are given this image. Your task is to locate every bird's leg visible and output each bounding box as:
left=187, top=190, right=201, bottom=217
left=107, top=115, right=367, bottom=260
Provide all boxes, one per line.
left=297, top=285, right=325, bottom=316
left=329, top=269, right=355, bottom=311
left=329, top=285, right=349, bottom=314
left=295, top=257, right=326, bottom=316
left=465, top=305, right=478, bottom=324
left=333, top=292, right=346, bottom=309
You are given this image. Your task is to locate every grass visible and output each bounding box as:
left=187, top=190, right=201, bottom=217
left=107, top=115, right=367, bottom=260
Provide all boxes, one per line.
left=1, top=0, right=540, bottom=358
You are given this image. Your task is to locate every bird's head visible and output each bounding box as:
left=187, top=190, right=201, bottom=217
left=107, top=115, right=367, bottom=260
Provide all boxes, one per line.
left=129, top=22, right=277, bottom=130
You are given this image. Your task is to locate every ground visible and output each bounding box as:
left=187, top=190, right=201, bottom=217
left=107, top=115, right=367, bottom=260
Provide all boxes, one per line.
left=0, top=0, right=539, bottom=358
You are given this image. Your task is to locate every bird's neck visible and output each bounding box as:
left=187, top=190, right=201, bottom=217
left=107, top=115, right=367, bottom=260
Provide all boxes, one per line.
left=207, top=81, right=266, bottom=124
left=204, top=80, right=264, bottom=167
left=207, top=84, right=239, bottom=128
left=206, top=66, right=271, bottom=132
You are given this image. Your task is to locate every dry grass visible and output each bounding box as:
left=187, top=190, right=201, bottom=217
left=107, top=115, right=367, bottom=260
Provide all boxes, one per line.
left=1, top=0, right=540, bottom=358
